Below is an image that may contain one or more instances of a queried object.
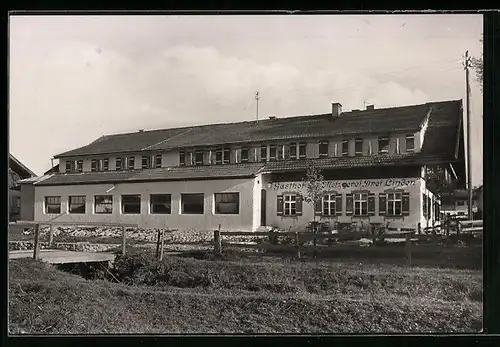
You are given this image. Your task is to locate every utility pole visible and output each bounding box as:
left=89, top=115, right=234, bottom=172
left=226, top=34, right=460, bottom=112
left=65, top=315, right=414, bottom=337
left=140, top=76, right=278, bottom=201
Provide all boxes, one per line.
left=463, top=50, right=473, bottom=220
left=255, top=91, right=260, bottom=122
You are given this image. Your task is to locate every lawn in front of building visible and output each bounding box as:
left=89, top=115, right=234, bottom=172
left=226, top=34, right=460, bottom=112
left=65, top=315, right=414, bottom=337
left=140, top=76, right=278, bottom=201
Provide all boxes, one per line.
left=9, top=251, right=482, bottom=334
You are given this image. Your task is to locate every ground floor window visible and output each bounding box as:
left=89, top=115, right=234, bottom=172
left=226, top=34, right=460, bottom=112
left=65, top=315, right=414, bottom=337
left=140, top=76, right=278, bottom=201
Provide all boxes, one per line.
left=182, top=193, right=204, bottom=214
left=353, top=193, right=368, bottom=216
left=45, top=196, right=61, bottom=214
left=95, top=195, right=113, bottom=214
left=215, top=193, right=239, bottom=214
left=322, top=194, right=336, bottom=216
left=387, top=192, right=402, bottom=216
left=283, top=194, right=297, bottom=216
left=122, top=195, right=141, bottom=214
left=150, top=194, right=171, bottom=214
left=69, top=196, right=86, bottom=214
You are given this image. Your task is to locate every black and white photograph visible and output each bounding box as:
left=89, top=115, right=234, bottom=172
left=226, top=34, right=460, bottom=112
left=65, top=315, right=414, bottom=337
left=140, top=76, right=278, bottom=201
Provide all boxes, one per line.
left=8, top=13, right=483, bottom=334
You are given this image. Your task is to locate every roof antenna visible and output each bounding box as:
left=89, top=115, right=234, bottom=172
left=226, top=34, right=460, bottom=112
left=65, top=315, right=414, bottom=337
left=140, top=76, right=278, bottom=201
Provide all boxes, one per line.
left=255, top=91, right=260, bottom=122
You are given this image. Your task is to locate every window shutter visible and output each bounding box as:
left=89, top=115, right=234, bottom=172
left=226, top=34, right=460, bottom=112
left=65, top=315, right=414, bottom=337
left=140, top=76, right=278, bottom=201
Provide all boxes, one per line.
left=345, top=194, right=353, bottom=216
left=277, top=195, right=284, bottom=216
left=427, top=196, right=432, bottom=219
left=314, top=199, right=322, bottom=216
left=296, top=195, right=303, bottom=216
left=368, top=193, right=376, bottom=216
left=423, top=194, right=427, bottom=218
left=402, top=192, right=410, bottom=216
left=335, top=194, right=343, bottom=215
left=379, top=193, right=387, bottom=215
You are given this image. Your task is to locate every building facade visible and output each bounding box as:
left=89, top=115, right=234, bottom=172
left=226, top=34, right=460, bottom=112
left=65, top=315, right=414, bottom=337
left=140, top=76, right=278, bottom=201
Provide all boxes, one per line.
left=23, top=100, right=466, bottom=232
left=9, top=154, right=36, bottom=221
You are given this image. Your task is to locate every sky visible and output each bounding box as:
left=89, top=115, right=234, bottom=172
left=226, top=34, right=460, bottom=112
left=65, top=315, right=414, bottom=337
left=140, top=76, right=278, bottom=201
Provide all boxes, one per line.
left=9, top=14, right=483, bottom=186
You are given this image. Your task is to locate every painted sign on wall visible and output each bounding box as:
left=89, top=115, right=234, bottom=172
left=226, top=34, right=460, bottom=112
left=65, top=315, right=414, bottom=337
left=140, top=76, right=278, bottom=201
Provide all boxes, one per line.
left=270, top=178, right=419, bottom=193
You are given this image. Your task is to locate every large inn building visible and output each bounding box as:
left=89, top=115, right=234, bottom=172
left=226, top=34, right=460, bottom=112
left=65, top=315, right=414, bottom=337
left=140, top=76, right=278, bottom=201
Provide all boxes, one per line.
left=20, top=100, right=466, bottom=232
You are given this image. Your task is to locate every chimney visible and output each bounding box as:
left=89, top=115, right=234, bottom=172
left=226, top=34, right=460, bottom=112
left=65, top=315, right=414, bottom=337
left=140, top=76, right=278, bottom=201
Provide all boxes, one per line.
left=138, top=129, right=144, bottom=132
left=366, top=105, right=375, bottom=110
left=269, top=116, right=277, bottom=120
left=332, top=102, right=342, bottom=117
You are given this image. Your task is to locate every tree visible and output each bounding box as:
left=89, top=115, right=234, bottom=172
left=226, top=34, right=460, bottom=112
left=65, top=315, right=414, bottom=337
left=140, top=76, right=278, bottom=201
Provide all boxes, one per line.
left=471, top=36, right=483, bottom=94
left=302, top=163, right=325, bottom=233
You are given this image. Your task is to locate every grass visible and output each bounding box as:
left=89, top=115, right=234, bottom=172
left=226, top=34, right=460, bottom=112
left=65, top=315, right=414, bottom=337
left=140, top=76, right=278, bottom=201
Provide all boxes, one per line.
left=9, top=252, right=482, bottom=334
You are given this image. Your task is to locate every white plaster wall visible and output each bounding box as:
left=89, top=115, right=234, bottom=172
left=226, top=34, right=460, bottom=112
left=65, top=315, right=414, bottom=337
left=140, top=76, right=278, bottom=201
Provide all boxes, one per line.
left=34, top=178, right=256, bottom=231
left=265, top=177, right=424, bottom=230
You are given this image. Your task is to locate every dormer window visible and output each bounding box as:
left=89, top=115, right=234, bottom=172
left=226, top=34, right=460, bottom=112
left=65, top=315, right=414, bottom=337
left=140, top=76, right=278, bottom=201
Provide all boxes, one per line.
left=319, top=141, right=329, bottom=158
left=342, top=140, right=349, bottom=157
left=378, top=136, right=389, bottom=154
left=289, top=143, right=297, bottom=160
left=116, top=157, right=123, bottom=171
left=260, top=146, right=268, bottom=162
left=406, top=134, right=415, bottom=152
left=65, top=160, right=72, bottom=173
left=269, top=145, right=277, bottom=161
left=128, top=156, right=135, bottom=170
left=241, top=148, right=249, bottom=163
left=298, top=143, right=307, bottom=159
left=223, top=148, right=231, bottom=164
left=179, top=151, right=186, bottom=166
left=355, top=138, right=363, bottom=156
left=91, top=159, right=97, bottom=172
left=194, top=150, right=204, bottom=165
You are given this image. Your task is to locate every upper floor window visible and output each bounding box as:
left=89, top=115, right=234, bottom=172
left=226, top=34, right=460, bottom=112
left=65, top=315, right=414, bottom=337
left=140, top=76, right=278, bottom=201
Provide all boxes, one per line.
left=65, top=160, right=71, bottom=173
left=319, top=141, right=329, bottom=158
left=91, top=159, right=97, bottom=172
left=102, top=158, right=109, bottom=171
left=260, top=145, right=268, bottom=162
left=128, top=156, right=135, bottom=170
left=241, top=148, right=249, bottom=163
left=179, top=151, right=186, bottom=166
left=353, top=192, right=368, bottom=216
left=406, top=135, right=415, bottom=152
left=194, top=150, right=204, bottom=166
left=355, top=138, right=363, bottom=156
left=322, top=193, right=337, bottom=216
left=387, top=192, right=402, bottom=216
left=269, top=145, right=277, bottom=161
left=378, top=136, right=389, bottom=154
left=342, top=140, right=349, bottom=156
left=277, top=145, right=284, bottom=161
left=155, top=154, right=162, bottom=168
left=298, top=143, right=307, bottom=159
left=289, top=143, right=297, bottom=159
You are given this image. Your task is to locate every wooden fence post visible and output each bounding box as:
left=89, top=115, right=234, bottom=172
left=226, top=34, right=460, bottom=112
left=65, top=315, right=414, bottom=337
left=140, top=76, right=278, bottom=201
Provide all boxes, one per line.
left=121, top=226, right=126, bottom=255
left=456, top=219, right=461, bottom=236
left=156, top=229, right=162, bottom=259
left=214, top=229, right=222, bottom=256
left=313, top=229, right=317, bottom=259
left=295, top=232, right=301, bottom=259
left=33, top=223, right=41, bottom=260
left=417, top=222, right=421, bottom=235
left=445, top=218, right=450, bottom=237
left=405, top=232, right=412, bottom=268
left=48, top=224, right=54, bottom=248
left=159, top=229, right=165, bottom=261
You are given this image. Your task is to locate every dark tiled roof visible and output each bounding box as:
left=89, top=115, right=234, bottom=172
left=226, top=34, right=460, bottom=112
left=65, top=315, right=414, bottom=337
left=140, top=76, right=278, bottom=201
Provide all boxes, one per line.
left=35, top=163, right=264, bottom=186
left=55, top=100, right=462, bottom=158
left=262, top=153, right=454, bottom=173
left=9, top=154, right=36, bottom=178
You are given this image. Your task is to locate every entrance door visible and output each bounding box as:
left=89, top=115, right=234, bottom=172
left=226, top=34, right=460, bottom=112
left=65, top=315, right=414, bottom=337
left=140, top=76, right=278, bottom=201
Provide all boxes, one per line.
left=260, top=189, right=267, bottom=226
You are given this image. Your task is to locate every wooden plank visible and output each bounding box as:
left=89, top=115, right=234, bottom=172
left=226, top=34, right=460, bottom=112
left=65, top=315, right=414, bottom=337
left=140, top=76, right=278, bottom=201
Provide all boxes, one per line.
left=462, top=227, right=483, bottom=233
left=121, top=226, right=126, bottom=255
left=221, top=242, right=295, bottom=252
